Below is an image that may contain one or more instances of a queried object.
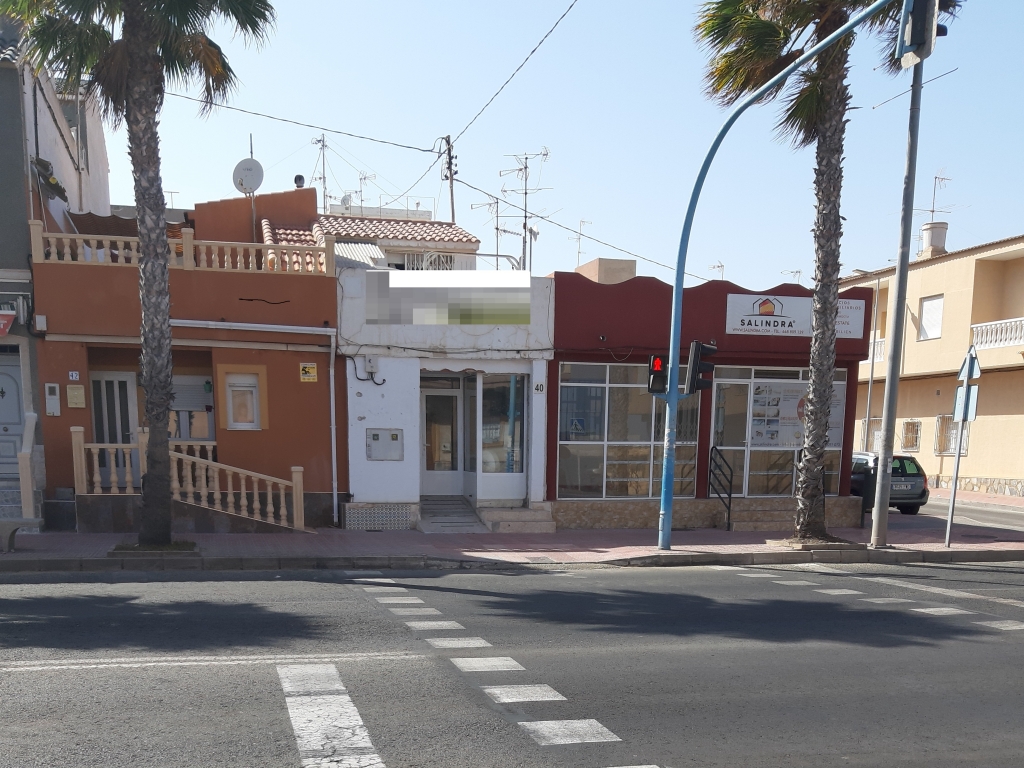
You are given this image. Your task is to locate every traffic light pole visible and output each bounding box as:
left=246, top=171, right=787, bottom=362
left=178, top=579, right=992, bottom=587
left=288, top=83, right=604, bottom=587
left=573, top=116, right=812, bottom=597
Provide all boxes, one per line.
left=870, top=60, right=924, bottom=548
left=656, top=0, right=898, bottom=550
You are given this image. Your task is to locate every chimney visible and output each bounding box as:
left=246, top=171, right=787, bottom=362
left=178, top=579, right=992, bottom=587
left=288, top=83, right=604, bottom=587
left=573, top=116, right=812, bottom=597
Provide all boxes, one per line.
left=918, top=221, right=948, bottom=260
left=575, top=257, right=636, bottom=285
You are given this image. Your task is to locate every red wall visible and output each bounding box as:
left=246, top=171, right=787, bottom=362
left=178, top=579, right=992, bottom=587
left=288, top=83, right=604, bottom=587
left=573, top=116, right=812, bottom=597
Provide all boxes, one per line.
left=546, top=274, right=874, bottom=501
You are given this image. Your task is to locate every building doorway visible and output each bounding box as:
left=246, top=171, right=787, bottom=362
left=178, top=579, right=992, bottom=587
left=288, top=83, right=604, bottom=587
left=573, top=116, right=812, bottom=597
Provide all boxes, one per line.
left=0, top=353, right=24, bottom=479
left=420, top=376, right=462, bottom=496
left=89, top=372, right=140, bottom=489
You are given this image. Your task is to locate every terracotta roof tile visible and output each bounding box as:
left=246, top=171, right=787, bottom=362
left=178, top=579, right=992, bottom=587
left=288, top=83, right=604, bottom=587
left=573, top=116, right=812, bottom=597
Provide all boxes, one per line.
left=316, top=215, right=480, bottom=245
left=261, top=220, right=316, bottom=247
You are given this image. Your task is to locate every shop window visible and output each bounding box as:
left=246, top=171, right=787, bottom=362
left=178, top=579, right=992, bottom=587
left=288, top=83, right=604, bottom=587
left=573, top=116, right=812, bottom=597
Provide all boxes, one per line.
left=935, top=414, right=968, bottom=456
left=557, top=363, right=697, bottom=499
left=482, top=374, right=525, bottom=473
left=822, top=451, right=841, bottom=495
left=901, top=420, right=921, bottom=452
left=918, top=295, right=943, bottom=340
left=226, top=374, right=260, bottom=430
left=716, top=367, right=752, bottom=380
left=748, top=450, right=794, bottom=496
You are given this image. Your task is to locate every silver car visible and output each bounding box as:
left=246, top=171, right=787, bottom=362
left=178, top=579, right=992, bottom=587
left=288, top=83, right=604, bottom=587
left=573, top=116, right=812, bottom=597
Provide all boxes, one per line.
left=850, top=452, right=930, bottom=515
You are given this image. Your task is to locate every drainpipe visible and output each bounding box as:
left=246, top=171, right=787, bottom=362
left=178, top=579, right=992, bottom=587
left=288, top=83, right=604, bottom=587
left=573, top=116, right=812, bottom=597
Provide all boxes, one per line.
left=168, top=319, right=340, bottom=526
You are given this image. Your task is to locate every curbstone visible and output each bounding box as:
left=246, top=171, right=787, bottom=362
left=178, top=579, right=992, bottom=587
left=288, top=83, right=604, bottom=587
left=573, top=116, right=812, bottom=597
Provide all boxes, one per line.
left=921, top=550, right=954, bottom=563
left=121, top=558, right=165, bottom=571
left=82, top=558, right=123, bottom=571
left=318, top=557, right=354, bottom=569
left=202, top=557, right=244, bottom=571
left=351, top=557, right=390, bottom=569
left=0, top=558, right=40, bottom=572
left=279, top=558, right=319, bottom=570
left=35, top=558, right=83, bottom=571
left=389, top=556, right=426, bottom=570
left=811, top=550, right=842, bottom=563
left=241, top=558, right=280, bottom=570
left=162, top=557, right=202, bottom=571
left=424, top=558, right=461, bottom=569
left=839, top=549, right=870, bottom=563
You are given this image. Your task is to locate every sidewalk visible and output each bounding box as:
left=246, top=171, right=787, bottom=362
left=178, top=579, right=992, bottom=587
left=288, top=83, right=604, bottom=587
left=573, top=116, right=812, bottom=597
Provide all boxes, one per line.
left=929, top=487, right=1024, bottom=511
left=3, top=517, right=1024, bottom=572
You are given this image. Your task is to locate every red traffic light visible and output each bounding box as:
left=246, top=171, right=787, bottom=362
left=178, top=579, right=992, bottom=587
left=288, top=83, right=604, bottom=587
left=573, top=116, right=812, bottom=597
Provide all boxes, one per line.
left=651, top=356, right=664, bottom=372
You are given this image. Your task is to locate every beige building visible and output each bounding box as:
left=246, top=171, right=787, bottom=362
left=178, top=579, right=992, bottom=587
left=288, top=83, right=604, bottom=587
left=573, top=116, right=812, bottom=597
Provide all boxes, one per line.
left=841, top=222, right=1024, bottom=498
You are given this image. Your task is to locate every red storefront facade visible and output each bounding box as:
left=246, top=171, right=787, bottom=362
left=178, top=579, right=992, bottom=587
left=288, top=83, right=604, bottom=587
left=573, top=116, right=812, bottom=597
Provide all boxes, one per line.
left=545, top=273, right=873, bottom=530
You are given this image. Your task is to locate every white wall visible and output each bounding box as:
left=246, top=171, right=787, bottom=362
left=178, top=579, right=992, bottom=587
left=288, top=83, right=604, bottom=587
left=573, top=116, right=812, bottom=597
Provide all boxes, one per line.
left=338, top=270, right=554, bottom=359
left=346, top=356, right=420, bottom=504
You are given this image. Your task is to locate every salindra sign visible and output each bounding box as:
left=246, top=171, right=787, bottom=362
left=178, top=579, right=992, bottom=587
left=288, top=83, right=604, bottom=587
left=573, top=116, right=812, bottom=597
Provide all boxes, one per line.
left=725, top=294, right=864, bottom=338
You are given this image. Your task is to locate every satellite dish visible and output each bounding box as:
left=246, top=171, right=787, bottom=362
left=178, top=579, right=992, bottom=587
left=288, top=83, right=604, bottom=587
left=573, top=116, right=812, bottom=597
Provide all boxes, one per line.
left=340, top=193, right=353, bottom=208
left=233, top=158, right=264, bottom=195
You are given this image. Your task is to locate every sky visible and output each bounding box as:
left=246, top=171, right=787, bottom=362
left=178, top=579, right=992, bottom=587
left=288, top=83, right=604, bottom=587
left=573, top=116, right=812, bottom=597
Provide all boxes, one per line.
left=102, top=1, right=1019, bottom=289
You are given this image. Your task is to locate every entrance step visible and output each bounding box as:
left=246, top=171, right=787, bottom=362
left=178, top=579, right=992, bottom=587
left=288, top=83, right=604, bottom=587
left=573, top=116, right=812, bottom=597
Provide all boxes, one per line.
left=478, top=503, right=556, bottom=534
left=731, top=521, right=794, bottom=532
left=417, top=496, right=489, bottom=534
left=729, top=508, right=794, bottom=532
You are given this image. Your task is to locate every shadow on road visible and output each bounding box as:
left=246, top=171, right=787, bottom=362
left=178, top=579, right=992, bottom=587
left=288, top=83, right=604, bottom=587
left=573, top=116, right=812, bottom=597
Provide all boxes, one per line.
left=0, top=594, right=322, bottom=652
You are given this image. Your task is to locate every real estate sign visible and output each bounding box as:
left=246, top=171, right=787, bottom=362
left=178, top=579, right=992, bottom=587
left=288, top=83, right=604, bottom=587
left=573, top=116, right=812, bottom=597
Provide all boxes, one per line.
left=726, top=295, right=865, bottom=338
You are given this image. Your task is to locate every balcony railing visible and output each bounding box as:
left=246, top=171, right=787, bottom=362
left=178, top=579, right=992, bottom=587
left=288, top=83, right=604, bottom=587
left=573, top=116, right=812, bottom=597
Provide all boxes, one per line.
left=871, top=338, right=885, bottom=362
left=30, top=220, right=335, bottom=277
left=972, top=317, right=1024, bottom=350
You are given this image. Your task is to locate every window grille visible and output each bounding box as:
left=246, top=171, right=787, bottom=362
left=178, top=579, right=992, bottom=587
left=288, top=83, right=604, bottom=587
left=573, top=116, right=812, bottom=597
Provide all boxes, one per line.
left=901, top=420, right=921, bottom=452
left=934, top=414, right=968, bottom=456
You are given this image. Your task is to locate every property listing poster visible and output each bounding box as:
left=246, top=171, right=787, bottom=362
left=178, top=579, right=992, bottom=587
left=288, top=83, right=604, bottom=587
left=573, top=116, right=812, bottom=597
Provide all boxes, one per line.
left=749, top=382, right=846, bottom=450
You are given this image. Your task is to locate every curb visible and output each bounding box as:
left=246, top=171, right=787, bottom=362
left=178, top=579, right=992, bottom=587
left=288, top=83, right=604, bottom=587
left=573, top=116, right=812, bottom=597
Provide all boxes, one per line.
left=1, top=548, right=1023, bottom=573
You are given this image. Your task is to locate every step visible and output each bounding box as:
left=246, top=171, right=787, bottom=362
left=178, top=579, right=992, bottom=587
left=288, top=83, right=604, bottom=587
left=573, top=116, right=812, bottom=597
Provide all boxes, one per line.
left=731, top=521, right=794, bottom=532
left=488, top=521, right=557, bottom=534
left=730, top=511, right=795, bottom=523
left=477, top=508, right=554, bottom=524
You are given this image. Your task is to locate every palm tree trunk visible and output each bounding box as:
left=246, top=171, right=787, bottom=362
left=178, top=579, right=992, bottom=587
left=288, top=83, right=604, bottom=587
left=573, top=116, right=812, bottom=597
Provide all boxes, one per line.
left=123, top=1, right=174, bottom=546
left=794, top=29, right=852, bottom=540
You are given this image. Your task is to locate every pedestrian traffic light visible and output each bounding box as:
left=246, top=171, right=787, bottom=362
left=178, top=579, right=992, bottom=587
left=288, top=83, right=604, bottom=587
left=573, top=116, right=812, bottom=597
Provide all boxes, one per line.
left=683, top=340, right=716, bottom=395
left=648, top=354, right=668, bottom=395
left=897, top=0, right=947, bottom=69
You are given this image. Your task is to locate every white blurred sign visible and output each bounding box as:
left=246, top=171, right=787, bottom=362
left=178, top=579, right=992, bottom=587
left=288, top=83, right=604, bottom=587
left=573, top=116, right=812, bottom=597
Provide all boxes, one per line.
left=726, top=295, right=864, bottom=338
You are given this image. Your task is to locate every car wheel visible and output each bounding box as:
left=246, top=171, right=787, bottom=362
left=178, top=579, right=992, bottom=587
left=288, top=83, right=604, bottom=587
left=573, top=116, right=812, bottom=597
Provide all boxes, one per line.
left=898, top=505, right=920, bottom=515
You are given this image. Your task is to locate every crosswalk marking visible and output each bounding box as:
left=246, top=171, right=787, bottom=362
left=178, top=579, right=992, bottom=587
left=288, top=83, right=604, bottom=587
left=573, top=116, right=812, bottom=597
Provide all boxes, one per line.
left=389, top=608, right=442, bottom=616
left=519, top=719, right=621, bottom=745
left=860, top=598, right=915, bottom=604
left=375, top=597, right=424, bottom=604
left=363, top=586, right=408, bottom=593
left=774, top=580, right=819, bottom=586
left=426, top=637, right=491, bottom=649
left=974, top=620, right=1024, bottom=631
left=815, top=589, right=864, bottom=595
left=451, top=657, right=524, bottom=672
left=912, top=607, right=974, bottom=616
left=737, top=573, right=778, bottom=578
left=277, top=664, right=386, bottom=768
left=406, top=621, right=464, bottom=630
left=354, top=577, right=394, bottom=583
left=482, top=684, right=566, bottom=703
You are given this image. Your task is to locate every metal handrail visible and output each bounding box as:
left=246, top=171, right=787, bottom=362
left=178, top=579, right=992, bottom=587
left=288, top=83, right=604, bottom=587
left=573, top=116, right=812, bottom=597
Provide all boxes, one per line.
left=708, top=446, right=734, bottom=530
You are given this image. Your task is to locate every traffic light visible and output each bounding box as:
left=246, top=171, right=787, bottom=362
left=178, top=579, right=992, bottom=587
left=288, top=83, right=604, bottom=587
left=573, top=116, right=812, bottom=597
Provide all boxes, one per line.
left=683, top=340, right=716, bottom=395
left=897, top=0, right=947, bottom=69
left=648, top=354, right=668, bottom=395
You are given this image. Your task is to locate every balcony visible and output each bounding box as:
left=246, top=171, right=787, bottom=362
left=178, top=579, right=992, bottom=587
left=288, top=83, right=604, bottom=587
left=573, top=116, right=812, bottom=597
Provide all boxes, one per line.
left=972, top=317, right=1024, bottom=350
left=29, top=220, right=335, bottom=277
left=871, top=337, right=885, bottom=362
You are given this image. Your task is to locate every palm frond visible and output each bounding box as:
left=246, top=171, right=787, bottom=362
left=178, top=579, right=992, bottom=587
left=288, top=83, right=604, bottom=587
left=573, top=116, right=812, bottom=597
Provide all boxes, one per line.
left=20, top=12, right=111, bottom=92
left=163, top=31, right=237, bottom=114
left=87, top=36, right=129, bottom=122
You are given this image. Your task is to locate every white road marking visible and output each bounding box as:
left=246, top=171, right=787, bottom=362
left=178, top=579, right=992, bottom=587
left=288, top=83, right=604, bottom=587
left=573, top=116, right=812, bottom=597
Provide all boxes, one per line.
left=774, top=580, right=820, bottom=586
left=451, top=657, right=525, bottom=672
left=375, top=597, right=424, bottom=604
left=708, top=565, right=746, bottom=570
left=345, top=570, right=384, bottom=577
left=519, top=719, right=621, bottom=745
left=406, top=621, right=464, bottom=630
left=736, top=573, right=778, bottom=578
left=860, top=598, right=916, bottom=604
left=0, top=652, right=422, bottom=673
left=815, top=589, right=864, bottom=595
left=912, top=607, right=975, bottom=616
left=482, top=684, right=566, bottom=703
left=354, top=578, right=395, bottom=583
left=603, top=765, right=660, bottom=768
left=974, top=620, right=1024, bottom=631
left=362, top=586, right=407, bottom=593
left=861, top=576, right=1024, bottom=609
left=278, top=664, right=385, bottom=768
left=426, top=637, right=491, bottom=649
left=389, top=608, right=442, bottom=616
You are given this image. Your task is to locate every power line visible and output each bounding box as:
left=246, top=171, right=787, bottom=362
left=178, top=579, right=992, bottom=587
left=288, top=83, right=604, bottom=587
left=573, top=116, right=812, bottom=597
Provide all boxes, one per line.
left=452, top=0, right=580, bottom=146
left=381, top=151, right=444, bottom=206
left=165, top=92, right=437, bottom=153
left=456, top=178, right=707, bottom=281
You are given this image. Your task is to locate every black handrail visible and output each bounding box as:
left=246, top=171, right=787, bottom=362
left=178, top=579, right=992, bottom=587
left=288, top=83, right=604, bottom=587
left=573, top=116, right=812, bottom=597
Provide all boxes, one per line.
left=709, top=446, right=734, bottom=530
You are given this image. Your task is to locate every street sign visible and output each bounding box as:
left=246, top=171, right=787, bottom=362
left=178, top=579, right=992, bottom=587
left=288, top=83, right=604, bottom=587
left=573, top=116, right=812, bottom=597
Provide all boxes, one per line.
left=953, top=384, right=978, bottom=423
left=957, top=352, right=981, bottom=382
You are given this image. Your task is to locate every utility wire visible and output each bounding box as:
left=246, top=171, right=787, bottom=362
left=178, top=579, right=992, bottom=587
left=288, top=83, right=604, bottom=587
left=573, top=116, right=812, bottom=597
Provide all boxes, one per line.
left=456, top=178, right=707, bottom=281
left=452, top=0, right=579, bottom=146
left=165, top=92, right=437, bottom=153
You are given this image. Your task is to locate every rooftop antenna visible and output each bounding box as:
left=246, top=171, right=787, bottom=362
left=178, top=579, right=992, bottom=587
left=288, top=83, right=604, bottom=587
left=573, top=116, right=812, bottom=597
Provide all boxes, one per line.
left=912, top=170, right=954, bottom=225
left=708, top=261, right=725, bottom=280
left=570, top=220, right=591, bottom=267
left=311, top=135, right=328, bottom=214
left=501, top=147, right=551, bottom=271
left=164, top=191, right=179, bottom=209
left=471, top=195, right=502, bottom=268
left=233, top=144, right=264, bottom=243
left=781, top=269, right=803, bottom=286
left=358, top=171, right=376, bottom=211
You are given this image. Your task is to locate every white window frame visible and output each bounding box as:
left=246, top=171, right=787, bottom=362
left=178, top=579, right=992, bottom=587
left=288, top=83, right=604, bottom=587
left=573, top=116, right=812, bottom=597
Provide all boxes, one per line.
left=901, top=419, right=921, bottom=453
left=225, top=373, right=260, bottom=430
left=934, top=414, right=968, bottom=456
left=918, top=294, right=944, bottom=341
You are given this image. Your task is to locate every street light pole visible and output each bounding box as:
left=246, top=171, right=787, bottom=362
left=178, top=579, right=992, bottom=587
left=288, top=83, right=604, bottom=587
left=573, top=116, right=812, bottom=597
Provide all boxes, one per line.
left=870, top=61, right=924, bottom=548
left=863, top=276, right=881, bottom=451
left=656, top=0, right=899, bottom=550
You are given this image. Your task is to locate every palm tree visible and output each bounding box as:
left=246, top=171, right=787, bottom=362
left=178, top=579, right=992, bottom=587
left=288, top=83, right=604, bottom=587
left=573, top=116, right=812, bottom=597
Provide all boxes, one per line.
left=694, top=0, right=960, bottom=539
left=4, top=0, right=275, bottom=545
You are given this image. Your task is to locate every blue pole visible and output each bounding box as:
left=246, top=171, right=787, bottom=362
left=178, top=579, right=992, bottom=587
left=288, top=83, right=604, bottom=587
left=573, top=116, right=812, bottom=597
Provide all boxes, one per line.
left=657, top=0, right=899, bottom=550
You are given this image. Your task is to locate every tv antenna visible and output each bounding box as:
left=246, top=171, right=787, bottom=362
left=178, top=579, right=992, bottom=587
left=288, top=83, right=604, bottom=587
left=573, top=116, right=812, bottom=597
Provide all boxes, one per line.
left=913, top=171, right=953, bottom=222
left=570, top=220, right=591, bottom=267
left=708, top=261, right=725, bottom=280
left=500, top=147, right=551, bottom=271
left=781, top=269, right=803, bottom=286
left=471, top=195, right=502, bottom=268
left=358, top=171, right=376, bottom=208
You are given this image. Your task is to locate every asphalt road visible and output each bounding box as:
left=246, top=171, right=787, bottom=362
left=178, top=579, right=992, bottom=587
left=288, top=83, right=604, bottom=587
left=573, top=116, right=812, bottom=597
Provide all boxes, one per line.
left=865, top=498, right=1024, bottom=537
left=4, top=561, right=1024, bottom=768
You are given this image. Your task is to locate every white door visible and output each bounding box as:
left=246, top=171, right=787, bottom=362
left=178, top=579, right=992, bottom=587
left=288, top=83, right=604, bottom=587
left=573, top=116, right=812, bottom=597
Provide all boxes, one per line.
left=0, top=360, right=24, bottom=478
left=421, top=391, right=462, bottom=496
left=90, top=372, right=140, bottom=489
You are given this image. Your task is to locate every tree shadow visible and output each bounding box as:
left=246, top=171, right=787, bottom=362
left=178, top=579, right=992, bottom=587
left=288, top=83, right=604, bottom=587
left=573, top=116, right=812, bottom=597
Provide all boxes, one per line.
left=0, top=593, right=323, bottom=652
left=393, top=578, right=990, bottom=649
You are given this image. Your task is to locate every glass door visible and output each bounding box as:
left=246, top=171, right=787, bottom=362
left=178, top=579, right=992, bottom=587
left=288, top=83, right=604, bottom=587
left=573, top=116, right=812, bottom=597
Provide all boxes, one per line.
left=421, top=379, right=462, bottom=496
left=89, top=372, right=140, bottom=489
left=712, top=381, right=749, bottom=496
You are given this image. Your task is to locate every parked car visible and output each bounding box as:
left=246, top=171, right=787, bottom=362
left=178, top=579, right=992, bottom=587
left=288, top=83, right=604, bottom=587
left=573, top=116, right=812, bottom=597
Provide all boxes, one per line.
left=850, top=451, right=930, bottom=515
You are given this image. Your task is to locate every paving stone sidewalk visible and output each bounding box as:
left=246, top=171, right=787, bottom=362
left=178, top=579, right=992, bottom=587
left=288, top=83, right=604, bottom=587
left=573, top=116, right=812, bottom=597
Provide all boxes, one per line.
left=2, top=516, right=1024, bottom=572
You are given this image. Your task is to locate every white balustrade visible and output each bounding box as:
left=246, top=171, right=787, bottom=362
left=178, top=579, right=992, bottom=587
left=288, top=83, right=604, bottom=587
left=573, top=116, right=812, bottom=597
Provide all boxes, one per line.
left=972, top=317, right=1024, bottom=350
